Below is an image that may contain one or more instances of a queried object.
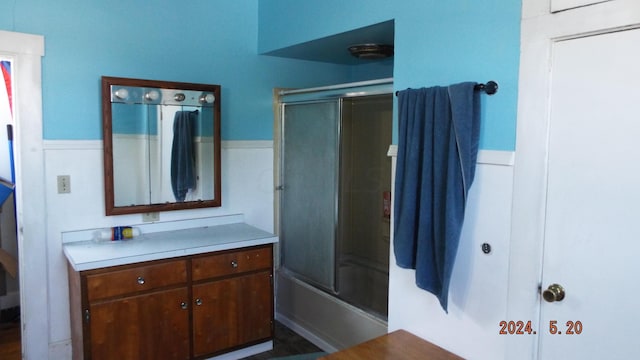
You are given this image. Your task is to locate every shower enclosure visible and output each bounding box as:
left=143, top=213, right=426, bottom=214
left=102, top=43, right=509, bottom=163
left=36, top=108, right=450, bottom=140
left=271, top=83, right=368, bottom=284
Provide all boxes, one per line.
left=278, top=79, right=393, bottom=331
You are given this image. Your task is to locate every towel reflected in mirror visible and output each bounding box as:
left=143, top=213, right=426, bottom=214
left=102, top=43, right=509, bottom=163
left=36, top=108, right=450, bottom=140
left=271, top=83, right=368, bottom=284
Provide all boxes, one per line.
left=171, top=110, right=198, bottom=202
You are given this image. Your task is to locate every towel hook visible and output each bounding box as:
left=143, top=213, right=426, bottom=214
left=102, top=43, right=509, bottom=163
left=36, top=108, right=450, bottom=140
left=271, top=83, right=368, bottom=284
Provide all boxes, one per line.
left=481, top=243, right=492, bottom=254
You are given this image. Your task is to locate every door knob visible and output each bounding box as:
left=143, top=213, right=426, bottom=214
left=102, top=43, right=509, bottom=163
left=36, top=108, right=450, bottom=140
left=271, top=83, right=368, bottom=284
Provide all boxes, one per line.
left=543, top=284, right=565, bottom=302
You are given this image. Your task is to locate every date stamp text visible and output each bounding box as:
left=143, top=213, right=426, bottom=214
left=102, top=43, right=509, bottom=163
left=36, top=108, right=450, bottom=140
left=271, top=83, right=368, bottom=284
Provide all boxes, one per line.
left=499, top=320, right=583, bottom=335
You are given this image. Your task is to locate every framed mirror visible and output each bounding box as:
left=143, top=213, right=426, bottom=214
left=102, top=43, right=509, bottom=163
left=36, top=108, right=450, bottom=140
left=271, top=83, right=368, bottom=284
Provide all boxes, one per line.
left=102, top=76, right=221, bottom=215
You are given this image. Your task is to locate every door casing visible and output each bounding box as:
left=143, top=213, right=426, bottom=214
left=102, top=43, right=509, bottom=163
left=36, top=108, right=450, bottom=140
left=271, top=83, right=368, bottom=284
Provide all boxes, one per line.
left=508, top=1, right=640, bottom=358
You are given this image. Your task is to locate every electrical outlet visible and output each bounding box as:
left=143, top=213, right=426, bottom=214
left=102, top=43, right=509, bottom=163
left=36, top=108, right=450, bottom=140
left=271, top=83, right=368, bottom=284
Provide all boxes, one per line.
left=57, top=175, right=71, bottom=194
left=142, top=212, right=159, bottom=222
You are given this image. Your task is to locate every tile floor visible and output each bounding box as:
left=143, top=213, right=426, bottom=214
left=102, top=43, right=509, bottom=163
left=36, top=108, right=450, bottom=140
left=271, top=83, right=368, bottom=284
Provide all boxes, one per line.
left=240, top=321, right=324, bottom=360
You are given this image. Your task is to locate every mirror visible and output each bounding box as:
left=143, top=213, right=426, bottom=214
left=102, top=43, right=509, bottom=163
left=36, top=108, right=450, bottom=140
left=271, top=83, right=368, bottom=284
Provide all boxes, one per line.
left=102, top=76, right=221, bottom=215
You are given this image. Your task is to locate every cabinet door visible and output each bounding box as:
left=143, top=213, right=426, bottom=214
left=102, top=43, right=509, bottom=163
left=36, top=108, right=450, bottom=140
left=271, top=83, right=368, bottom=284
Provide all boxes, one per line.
left=89, top=287, right=190, bottom=360
left=192, top=271, right=273, bottom=357
left=237, top=270, right=273, bottom=345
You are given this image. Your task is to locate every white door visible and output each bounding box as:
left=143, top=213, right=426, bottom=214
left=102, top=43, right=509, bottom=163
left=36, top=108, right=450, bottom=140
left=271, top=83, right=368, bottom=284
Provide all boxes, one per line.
left=538, top=28, right=640, bottom=358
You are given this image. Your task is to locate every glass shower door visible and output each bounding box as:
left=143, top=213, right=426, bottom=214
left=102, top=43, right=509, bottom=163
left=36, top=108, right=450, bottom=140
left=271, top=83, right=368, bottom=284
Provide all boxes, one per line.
left=280, top=100, right=340, bottom=292
left=337, top=95, right=392, bottom=318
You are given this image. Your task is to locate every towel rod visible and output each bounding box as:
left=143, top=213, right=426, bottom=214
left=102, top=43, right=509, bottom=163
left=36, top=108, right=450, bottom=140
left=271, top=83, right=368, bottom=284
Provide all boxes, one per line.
left=395, top=80, right=498, bottom=96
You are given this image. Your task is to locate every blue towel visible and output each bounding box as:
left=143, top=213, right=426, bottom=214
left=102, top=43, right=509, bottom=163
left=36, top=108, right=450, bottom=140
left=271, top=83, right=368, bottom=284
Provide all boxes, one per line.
left=171, top=110, right=198, bottom=202
left=393, top=82, right=480, bottom=311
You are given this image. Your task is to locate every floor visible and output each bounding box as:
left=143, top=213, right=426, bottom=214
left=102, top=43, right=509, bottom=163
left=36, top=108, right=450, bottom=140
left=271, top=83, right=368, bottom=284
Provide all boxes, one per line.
left=0, top=323, right=20, bottom=360
left=0, top=309, right=20, bottom=360
left=240, top=321, right=325, bottom=360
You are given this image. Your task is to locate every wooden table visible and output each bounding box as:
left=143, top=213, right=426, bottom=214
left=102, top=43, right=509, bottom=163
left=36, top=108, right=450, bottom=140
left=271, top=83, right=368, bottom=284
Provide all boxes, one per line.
left=319, top=330, right=464, bottom=360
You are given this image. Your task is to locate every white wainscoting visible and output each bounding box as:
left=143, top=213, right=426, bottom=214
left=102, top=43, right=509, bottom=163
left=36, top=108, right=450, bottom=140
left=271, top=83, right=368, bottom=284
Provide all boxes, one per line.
left=41, top=139, right=274, bottom=358
left=388, top=147, right=515, bottom=360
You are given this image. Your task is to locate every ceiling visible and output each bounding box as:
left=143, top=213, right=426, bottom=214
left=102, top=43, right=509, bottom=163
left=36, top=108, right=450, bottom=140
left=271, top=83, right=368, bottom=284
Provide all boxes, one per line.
left=263, top=20, right=395, bottom=65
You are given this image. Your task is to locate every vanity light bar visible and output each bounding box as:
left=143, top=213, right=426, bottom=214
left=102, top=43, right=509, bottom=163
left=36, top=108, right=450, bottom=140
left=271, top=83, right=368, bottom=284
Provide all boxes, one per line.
left=110, top=85, right=215, bottom=107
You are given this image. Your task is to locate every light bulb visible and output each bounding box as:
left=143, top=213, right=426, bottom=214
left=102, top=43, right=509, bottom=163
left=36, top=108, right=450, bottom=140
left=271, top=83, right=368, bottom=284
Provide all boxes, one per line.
left=114, top=88, right=129, bottom=100
left=144, top=90, right=160, bottom=101
left=199, top=93, right=215, bottom=104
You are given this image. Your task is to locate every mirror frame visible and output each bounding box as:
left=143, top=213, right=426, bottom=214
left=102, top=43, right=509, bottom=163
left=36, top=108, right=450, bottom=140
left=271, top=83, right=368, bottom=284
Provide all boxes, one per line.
left=102, top=76, right=222, bottom=215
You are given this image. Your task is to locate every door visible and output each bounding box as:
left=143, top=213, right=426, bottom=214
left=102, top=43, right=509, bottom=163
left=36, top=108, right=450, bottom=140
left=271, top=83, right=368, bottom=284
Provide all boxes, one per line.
left=192, top=271, right=272, bottom=357
left=280, top=100, right=340, bottom=291
left=89, top=287, right=190, bottom=360
left=336, top=95, right=392, bottom=317
left=538, top=28, right=640, bottom=358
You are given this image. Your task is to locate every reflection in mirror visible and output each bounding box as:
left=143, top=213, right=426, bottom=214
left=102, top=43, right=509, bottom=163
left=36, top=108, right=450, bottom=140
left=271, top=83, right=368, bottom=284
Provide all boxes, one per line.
left=103, top=77, right=221, bottom=215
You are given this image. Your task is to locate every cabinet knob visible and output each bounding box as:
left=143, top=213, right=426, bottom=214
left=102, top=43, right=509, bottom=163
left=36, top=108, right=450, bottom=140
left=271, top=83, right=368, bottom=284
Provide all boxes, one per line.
left=180, top=302, right=188, bottom=310
left=230, top=260, right=238, bottom=268
left=137, top=276, right=145, bottom=285
left=195, top=298, right=203, bottom=306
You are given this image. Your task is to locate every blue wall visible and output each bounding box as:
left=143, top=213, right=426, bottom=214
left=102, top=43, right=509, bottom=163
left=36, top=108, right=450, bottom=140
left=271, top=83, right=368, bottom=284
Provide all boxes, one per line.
left=259, top=0, right=521, bottom=150
left=2, top=0, right=520, bottom=150
left=1, top=0, right=352, bottom=140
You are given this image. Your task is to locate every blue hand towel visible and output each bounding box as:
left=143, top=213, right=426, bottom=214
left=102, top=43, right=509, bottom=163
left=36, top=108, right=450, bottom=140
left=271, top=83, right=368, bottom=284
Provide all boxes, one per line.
left=393, top=82, right=480, bottom=312
left=171, top=110, right=198, bottom=202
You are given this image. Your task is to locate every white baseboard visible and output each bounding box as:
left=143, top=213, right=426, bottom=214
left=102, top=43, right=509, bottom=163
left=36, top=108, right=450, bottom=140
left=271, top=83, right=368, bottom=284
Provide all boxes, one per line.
left=49, top=338, right=271, bottom=360
left=49, top=339, right=71, bottom=360
left=206, top=341, right=272, bottom=360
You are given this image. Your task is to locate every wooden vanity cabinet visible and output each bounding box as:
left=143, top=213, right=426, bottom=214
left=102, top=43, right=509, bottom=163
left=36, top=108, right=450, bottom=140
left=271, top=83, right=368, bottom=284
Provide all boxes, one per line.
left=68, top=244, right=274, bottom=360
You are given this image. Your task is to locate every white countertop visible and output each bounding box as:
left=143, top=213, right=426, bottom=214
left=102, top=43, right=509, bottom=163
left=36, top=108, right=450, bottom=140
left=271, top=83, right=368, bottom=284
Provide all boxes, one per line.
left=63, top=222, right=278, bottom=272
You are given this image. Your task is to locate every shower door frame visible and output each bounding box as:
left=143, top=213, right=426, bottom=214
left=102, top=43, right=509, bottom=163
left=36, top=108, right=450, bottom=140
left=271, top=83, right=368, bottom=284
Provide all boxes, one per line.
left=275, top=78, right=394, bottom=300
left=279, top=98, right=342, bottom=293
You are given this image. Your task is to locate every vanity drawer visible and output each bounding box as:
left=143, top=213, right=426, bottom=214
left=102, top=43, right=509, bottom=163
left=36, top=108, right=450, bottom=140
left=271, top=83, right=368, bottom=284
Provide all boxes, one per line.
left=86, top=259, right=187, bottom=301
left=192, top=245, right=272, bottom=281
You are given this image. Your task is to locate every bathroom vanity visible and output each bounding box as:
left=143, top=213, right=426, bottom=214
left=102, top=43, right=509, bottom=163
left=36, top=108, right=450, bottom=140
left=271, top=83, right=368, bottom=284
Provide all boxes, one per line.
left=63, top=217, right=277, bottom=360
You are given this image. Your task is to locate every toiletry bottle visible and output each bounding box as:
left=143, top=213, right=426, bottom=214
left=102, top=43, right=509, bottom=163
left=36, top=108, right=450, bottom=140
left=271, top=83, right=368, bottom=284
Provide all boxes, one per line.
left=93, top=226, right=141, bottom=241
